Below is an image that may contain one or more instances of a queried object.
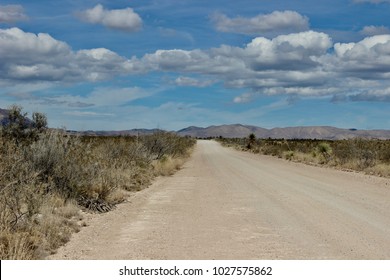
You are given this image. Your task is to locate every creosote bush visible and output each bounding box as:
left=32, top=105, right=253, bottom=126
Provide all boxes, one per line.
left=0, top=106, right=195, bottom=259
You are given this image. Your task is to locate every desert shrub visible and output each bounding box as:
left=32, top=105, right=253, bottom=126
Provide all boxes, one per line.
left=141, top=132, right=195, bottom=160
left=1, top=105, right=47, bottom=145
left=332, top=139, right=378, bottom=169
left=1, top=107, right=196, bottom=259
left=25, top=131, right=102, bottom=202
left=141, top=132, right=173, bottom=160
left=332, top=140, right=355, bottom=165
left=317, top=142, right=332, bottom=163
left=0, top=135, right=73, bottom=259
left=246, top=133, right=256, bottom=149
left=357, top=149, right=377, bottom=169
left=317, top=142, right=332, bottom=154
left=380, top=147, right=390, bottom=164
left=284, top=151, right=295, bottom=160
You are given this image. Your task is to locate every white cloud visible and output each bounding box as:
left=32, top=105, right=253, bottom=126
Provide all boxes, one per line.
left=40, top=86, right=153, bottom=109
left=158, top=28, right=195, bottom=43
left=0, top=27, right=70, bottom=60
left=142, top=31, right=331, bottom=76
left=246, top=31, right=332, bottom=70
left=331, top=35, right=390, bottom=76
left=211, top=10, right=309, bottom=35
left=0, top=5, right=27, bottom=23
left=360, top=25, right=390, bottom=36
left=0, top=28, right=137, bottom=83
left=353, top=0, right=390, bottom=3
left=64, top=111, right=114, bottom=117
left=79, top=4, right=142, bottom=32
left=349, top=88, right=390, bottom=102
left=83, top=87, right=153, bottom=106
left=174, top=76, right=215, bottom=87
left=140, top=31, right=390, bottom=102
left=3, top=27, right=390, bottom=103
left=233, top=93, right=253, bottom=103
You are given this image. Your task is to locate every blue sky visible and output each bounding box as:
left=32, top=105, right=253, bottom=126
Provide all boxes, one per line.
left=1, top=0, right=390, bottom=131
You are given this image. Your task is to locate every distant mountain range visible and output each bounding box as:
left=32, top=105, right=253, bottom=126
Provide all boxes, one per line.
left=2, top=108, right=390, bottom=139
left=65, top=129, right=163, bottom=136
left=177, top=124, right=390, bottom=140
left=67, top=124, right=390, bottom=140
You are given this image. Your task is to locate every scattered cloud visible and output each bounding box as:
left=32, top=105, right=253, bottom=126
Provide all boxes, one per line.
left=174, top=76, right=215, bottom=87
left=0, top=5, right=28, bottom=23
left=38, top=87, right=153, bottom=109
left=80, top=87, right=153, bottom=106
left=233, top=93, right=253, bottom=104
left=360, top=25, right=390, bottom=36
left=349, top=88, right=390, bottom=102
left=211, top=10, right=309, bottom=36
left=158, top=27, right=195, bottom=43
left=353, top=0, right=390, bottom=3
left=67, top=102, right=95, bottom=108
left=78, top=4, right=142, bottom=32
left=64, top=111, right=114, bottom=117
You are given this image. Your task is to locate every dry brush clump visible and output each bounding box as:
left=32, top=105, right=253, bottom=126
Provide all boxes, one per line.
left=0, top=105, right=195, bottom=259
left=218, top=136, right=390, bottom=177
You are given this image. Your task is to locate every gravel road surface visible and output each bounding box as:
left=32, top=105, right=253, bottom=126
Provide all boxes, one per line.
left=50, top=140, right=390, bottom=259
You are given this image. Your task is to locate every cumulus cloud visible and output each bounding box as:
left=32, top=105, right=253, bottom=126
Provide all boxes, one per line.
left=211, top=10, right=309, bottom=35
left=0, top=28, right=137, bottom=83
left=330, top=35, right=390, bottom=77
left=3, top=27, right=390, bottom=103
left=0, top=5, right=27, bottom=23
left=360, top=25, right=390, bottom=36
left=140, top=31, right=390, bottom=101
left=78, top=4, right=142, bottom=32
left=143, top=31, right=331, bottom=72
left=246, top=31, right=332, bottom=70
left=141, top=31, right=332, bottom=90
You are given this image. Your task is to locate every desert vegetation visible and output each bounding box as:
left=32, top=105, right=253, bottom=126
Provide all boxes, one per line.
left=218, top=135, right=390, bottom=177
left=0, top=105, right=195, bottom=259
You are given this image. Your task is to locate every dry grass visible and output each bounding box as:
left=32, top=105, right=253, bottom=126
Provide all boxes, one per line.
left=0, top=232, right=38, bottom=260
left=0, top=119, right=195, bottom=259
left=152, top=156, right=186, bottom=176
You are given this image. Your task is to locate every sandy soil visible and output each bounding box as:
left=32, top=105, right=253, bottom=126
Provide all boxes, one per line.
left=49, top=140, right=390, bottom=259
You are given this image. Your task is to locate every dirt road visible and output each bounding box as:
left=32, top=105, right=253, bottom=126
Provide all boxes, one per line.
left=50, top=140, right=390, bottom=259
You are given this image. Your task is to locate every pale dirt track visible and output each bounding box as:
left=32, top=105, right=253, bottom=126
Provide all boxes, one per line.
left=50, top=140, right=390, bottom=259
